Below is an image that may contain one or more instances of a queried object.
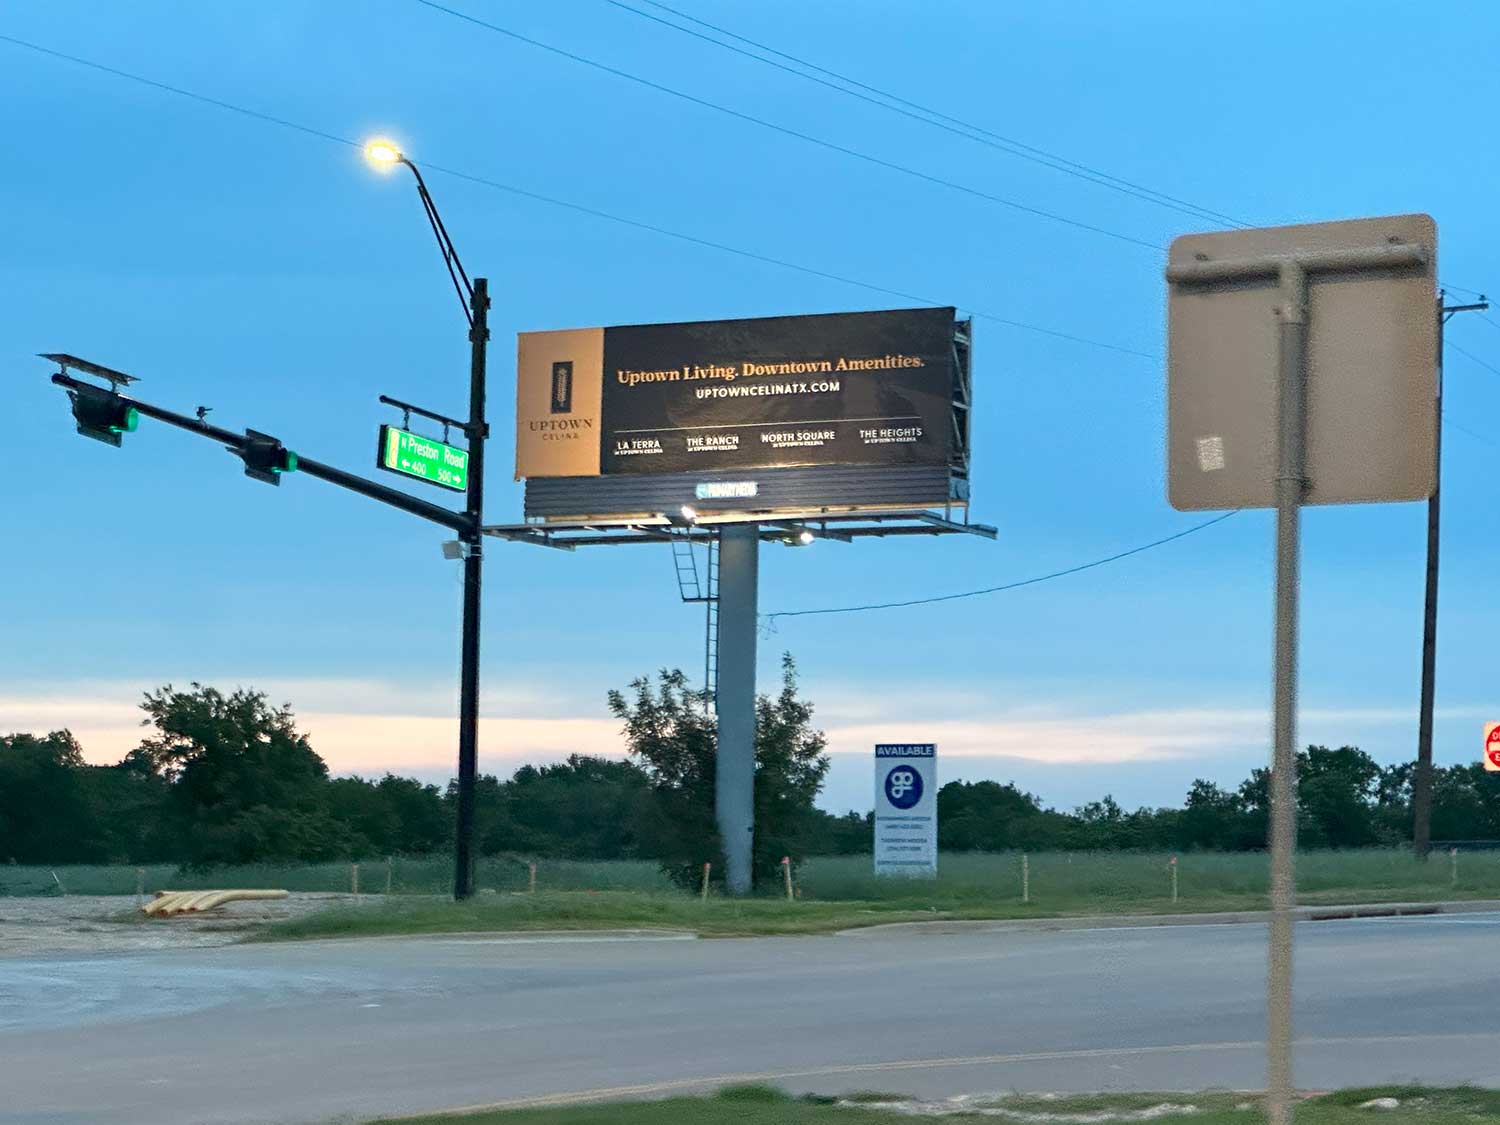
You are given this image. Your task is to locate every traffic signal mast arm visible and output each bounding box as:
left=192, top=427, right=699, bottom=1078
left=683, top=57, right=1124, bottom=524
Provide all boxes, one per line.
left=50, top=371, right=472, bottom=534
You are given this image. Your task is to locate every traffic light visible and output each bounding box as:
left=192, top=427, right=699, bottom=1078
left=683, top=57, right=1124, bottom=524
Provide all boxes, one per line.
left=240, top=428, right=298, bottom=485
left=67, top=383, right=139, bottom=447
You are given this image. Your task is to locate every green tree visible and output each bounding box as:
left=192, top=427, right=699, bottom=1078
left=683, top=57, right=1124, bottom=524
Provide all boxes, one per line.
left=136, top=684, right=350, bottom=867
left=1297, top=745, right=1383, bottom=848
left=76, top=758, right=172, bottom=863
left=609, top=656, right=829, bottom=891
left=938, top=780, right=1043, bottom=851
left=376, top=773, right=449, bottom=854
left=504, top=756, right=651, bottom=859
left=0, top=731, right=100, bottom=863
left=1181, top=779, right=1257, bottom=850
left=1428, top=764, right=1500, bottom=842
left=608, top=670, right=720, bottom=889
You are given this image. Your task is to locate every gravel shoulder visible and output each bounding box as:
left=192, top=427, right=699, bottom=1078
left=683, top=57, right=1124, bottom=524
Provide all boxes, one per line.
left=0, top=892, right=377, bottom=957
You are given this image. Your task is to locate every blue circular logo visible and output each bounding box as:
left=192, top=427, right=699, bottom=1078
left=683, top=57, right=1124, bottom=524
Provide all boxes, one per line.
left=884, top=765, right=923, bottom=810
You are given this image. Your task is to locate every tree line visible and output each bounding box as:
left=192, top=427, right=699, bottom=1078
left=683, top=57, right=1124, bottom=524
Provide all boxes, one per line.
left=3, top=671, right=1497, bottom=880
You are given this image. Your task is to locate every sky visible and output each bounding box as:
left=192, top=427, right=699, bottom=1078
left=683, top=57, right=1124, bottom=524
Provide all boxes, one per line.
left=2, top=0, right=1497, bottom=815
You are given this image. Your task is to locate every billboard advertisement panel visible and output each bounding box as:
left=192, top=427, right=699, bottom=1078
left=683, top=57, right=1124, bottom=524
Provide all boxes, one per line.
left=516, top=307, right=958, bottom=481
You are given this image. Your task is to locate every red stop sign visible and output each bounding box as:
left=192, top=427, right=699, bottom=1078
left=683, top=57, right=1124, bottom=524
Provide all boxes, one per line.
left=1486, top=724, right=1500, bottom=771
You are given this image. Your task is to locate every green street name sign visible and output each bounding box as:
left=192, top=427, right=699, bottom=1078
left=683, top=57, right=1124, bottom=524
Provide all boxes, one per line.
left=376, top=424, right=468, bottom=492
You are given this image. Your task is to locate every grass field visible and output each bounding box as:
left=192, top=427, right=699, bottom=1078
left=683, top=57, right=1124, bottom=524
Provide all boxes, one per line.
left=248, top=847, right=1500, bottom=942
left=7, top=849, right=1498, bottom=941
left=382, top=1084, right=1500, bottom=1124
left=3, top=848, right=1493, bottom=903
left=0, top=856, right=673, bottom=898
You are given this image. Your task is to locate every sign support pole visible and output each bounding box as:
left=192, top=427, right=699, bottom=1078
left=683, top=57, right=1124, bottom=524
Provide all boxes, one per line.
left=715, top=522, right=759, bottom=895
left=1267, top=261, right=1308, bottom=1125
left=1168, top=221, right=1436, bottom=1125
left=453, top=277, right=490, bottom=901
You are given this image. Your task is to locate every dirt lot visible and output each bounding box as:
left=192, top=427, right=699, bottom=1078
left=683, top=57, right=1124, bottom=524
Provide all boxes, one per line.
left=0, top=893, right=365, bottom=957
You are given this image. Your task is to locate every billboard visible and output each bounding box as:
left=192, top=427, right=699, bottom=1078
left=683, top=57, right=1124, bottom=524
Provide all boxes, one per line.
left=516, top=307, right=961, bottom=482
left=873, top=743, right=937, bottom=877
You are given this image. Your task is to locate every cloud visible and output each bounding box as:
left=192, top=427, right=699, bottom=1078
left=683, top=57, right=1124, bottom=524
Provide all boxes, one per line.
left=296, top=713, right=623, bottom=780
left=3, top=677, right=1488, bottom=806
left=0, top=678, right=623, bottom=778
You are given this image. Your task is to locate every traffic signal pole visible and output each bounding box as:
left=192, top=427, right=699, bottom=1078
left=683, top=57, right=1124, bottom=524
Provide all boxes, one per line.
left=47, top=371, right=470, bottom=532
left=49, top=147, right=494, bottom=903
left=47, top=359, right=489, bottom=898
left=453, top=277, right=489, bottom=900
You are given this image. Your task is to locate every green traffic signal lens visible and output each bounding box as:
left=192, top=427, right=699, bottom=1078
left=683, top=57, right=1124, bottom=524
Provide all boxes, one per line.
left=120, top=406, right=139, bottom=433
left=282, top=451, right=298, bottom=474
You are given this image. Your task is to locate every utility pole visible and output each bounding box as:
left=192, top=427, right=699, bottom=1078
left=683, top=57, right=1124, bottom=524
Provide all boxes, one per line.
left=1412, top=292, right=1488, bottom=860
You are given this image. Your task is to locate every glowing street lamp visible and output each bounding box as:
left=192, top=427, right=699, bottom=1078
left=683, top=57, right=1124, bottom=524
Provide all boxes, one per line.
left=363, top=139, right=404, bottom=168
left=364, top=134, right=490, bottom=902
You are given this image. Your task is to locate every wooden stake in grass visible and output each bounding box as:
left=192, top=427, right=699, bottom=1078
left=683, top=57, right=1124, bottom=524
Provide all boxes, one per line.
left=781, top=856, right=794, bottom=902
left=351, top=863, right=360, bottom=898
left=1170, top=855, right=1179, bottom=903
left=1022, top=853, right=1030, bottom=904
left=385, top=856, right=393, bottom=896
left=1451, top=846, right=1459, bottom=888
left=700, top=862, right=711, bottom=901
left=529, top=861, right=538, bottom=895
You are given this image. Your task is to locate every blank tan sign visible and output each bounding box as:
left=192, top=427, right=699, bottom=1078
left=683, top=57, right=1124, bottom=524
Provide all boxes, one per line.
left=1167, top=214, right=1437, bottom=511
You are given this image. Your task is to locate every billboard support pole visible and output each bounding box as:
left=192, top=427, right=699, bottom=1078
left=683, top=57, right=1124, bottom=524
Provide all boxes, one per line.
left=1267, top=260, right=1308, bottom=1125
left=715, top=523, right=759, bottom=895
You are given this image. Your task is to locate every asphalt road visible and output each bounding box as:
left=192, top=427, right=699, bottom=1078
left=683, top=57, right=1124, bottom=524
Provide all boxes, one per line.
left=2, top=914, right=1498, bottom=1124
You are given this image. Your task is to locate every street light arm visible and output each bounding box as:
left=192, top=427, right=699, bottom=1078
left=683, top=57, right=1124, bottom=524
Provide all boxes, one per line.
left=398, top=157, right=475, bottom=328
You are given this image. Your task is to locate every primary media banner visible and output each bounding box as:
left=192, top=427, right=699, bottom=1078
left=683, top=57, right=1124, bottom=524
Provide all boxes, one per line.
left=516, top=307, right=956, bottom=479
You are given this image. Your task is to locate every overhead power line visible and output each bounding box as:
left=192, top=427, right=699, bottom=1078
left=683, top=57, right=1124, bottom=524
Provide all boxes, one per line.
left=1448, top=340, right=1500, bottom=380
left=1441, top=280, right=1490, bottom=301
left=766, top=511, right=1238, bottom=622
left=1445, top=412, right=1499, bottom=451
left=0, top=33, right=358, bottom=152
left=412, top=0, right=1164, bottom=252
left=0, top=32, right=1155, bottom=361
left=608, top=0, right=1247, bottom=230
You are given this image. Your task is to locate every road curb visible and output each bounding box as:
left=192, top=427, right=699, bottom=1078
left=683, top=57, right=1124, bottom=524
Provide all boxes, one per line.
left=835, top=899, right=1500, bottom=937
left=320, top=927, right=701, bottom=945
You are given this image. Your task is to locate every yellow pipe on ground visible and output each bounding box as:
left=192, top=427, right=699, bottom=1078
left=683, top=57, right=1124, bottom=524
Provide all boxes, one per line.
left=141, top=889, right=289, bottom=916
